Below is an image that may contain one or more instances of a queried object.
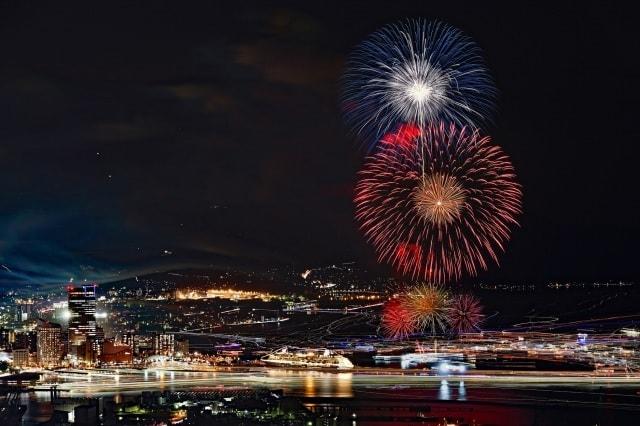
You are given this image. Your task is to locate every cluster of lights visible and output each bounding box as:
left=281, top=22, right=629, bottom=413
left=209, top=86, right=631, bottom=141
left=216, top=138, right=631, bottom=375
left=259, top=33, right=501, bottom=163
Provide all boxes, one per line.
left=175, top=288, right=278, bottom=302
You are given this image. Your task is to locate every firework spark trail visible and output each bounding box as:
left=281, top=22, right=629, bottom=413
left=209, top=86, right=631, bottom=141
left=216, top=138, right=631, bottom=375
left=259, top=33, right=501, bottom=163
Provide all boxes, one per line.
left=342, top=19, right=496, bottom=149
left=447, top=293, right=484, bottom=334
left=355, top=122, right=522, bottom=283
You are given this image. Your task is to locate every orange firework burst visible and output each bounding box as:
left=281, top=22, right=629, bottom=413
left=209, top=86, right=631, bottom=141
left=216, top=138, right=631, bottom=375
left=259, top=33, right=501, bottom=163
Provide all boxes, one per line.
left=413, top=173, right=465, bottom=226
left=354, top=122, right=522, bottom=283
left=404, top=283, right=450, bottom=335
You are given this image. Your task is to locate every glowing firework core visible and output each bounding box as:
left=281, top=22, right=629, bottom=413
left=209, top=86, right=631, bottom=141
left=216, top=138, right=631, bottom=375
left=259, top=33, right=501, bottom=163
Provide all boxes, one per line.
left=386, top=60, right=449, bottom=123
left=408, top=81, right=432, bottom=102
left=413, top=173, right=465, bottom=226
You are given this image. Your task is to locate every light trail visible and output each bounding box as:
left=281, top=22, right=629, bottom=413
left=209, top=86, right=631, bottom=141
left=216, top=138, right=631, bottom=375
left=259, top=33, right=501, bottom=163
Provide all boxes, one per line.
left=506, top=313, right=640, bottom=331
left=173, top=332, right=265, bottom=344
left=36, top=368, right=640, bottom=398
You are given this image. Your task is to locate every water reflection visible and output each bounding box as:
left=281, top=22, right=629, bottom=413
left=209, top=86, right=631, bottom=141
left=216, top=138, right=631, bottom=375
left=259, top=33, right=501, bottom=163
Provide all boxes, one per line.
left=267, top=369, right=353, bottom=397
left=304, top=374, right=316, bottom=397
left=458, top=380, right=466, bottom=401
left=438, top=379, right=450, bottom=400
left=24, top=369, right=640, bottom=426
left=302, top=371, right=353, bottom=398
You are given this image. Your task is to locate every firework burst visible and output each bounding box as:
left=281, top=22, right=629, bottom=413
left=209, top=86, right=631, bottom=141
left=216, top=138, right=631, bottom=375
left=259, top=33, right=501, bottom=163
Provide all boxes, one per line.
left=404, top=283, right=450, bottom=335
left=342, top=19, right=496, bottom=149
left=380, top=297, right=415, bottom=339
left=354, top=122, right=522, bottom=283
left=447, top=293, right=484, bottom=334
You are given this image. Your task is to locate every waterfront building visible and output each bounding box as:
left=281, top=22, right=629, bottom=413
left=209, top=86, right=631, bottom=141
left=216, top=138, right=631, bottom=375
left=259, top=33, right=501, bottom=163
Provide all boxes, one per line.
left=153, top=333, right=175, bottom=357
left=100, top=339, right=133, bottom=364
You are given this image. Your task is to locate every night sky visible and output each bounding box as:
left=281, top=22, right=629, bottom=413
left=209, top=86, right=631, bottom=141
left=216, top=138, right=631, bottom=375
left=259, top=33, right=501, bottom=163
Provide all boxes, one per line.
left=1, top=1, right=638, bottom=286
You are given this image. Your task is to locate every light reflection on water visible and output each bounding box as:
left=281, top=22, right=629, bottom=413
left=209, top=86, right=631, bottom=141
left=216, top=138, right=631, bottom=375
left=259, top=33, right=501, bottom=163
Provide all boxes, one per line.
left=26, top=370, right=640, bottom=426
left=38, top=369, right=477, bottom=401
left=267, top=369, right=354, bottom=397
left=438, top=379, right=450, bottom=400
left=458, top=380, right=466, bottom=401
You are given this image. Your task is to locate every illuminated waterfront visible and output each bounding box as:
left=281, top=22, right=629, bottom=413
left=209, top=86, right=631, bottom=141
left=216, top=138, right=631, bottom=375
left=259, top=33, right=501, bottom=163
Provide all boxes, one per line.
left=33, top=367, right=640, bottom=398
left=17, top=368, right=640, bottom=425
left=175, top=288, right=280, bottom=302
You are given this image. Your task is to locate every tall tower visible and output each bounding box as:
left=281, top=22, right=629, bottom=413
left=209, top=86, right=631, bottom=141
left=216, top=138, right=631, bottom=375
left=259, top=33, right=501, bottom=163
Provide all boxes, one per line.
left=67, top=285, right=97, bottom=348
left=36, top=319, right=62, bottom=367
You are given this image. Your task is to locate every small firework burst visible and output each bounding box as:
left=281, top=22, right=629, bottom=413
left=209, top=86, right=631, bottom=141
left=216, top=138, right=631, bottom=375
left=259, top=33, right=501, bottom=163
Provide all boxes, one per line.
left=413, top=173, right=466, bottom=226
left=448, top=294, right=484, bottom=334
left=381, top=297, right=415, bottom=339
left=404, top=283, right=451, bottom=335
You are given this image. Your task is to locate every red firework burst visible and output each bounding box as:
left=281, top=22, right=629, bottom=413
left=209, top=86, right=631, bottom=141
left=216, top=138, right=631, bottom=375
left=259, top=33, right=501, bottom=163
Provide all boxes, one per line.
left=447, top=294, right=484, bottom=334
left=380, top=297, right=415, bottom=339
left=354, top=122, right=522, bottom=283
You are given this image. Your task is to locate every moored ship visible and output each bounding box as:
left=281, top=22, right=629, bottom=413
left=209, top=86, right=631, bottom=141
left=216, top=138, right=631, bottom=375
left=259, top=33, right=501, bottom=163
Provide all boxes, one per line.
left=261, top=346, right=354, bottom=369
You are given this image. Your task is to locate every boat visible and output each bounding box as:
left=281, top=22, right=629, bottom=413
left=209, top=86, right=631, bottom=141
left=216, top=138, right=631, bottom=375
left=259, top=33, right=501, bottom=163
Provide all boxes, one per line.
left=261, top=346, right=354, bottom=369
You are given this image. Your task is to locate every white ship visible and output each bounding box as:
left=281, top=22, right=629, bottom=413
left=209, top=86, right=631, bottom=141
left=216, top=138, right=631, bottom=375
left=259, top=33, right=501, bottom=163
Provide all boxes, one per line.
left=262, top=346, right=354, bottom=369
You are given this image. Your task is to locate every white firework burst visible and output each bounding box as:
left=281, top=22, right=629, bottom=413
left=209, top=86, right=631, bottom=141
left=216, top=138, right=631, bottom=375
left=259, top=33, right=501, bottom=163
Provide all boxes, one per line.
left=343, top=19, right=496, bottom=149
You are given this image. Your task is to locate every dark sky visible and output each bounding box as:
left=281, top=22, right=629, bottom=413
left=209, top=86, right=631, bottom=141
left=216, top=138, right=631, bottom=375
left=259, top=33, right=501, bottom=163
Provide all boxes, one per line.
left=1, top=1, right=638, bottom=286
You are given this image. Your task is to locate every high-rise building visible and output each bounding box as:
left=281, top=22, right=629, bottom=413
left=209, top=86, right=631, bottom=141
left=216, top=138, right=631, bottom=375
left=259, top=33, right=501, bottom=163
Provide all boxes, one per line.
left=89, top=326, right=105, bottom=361
left=121, top=333, right=138, bottom=355
left=36, top=320, right=62, bottom=367
left=153, top=333, right=175, bottom=357
left=68, top=285, right=97, bottom=347
left=0, top=328, right=15, bottom=349
left=12, top=348, right=30, bottom=368
left=14, top=299, right=34, bottom=323
left=14, top=330, right=37, bottom=353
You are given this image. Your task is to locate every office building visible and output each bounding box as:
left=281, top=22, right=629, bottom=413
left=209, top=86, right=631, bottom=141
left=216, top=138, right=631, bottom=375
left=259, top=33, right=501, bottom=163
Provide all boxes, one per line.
left=14, top=330, right=37, bottom=353
left=36, top=319, right=62, bottom=367
left=153, top=333, right=175, bottom=357
left=12, top=348, right=30, bottom=368
left=68, top=285, right=97, bottom=346
left=14, top=299, right=34, bottom=323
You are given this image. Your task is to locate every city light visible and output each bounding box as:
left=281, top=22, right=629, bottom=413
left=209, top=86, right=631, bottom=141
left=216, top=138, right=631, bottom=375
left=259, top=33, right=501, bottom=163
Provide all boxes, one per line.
left=175, top=288, right=278, bottom=302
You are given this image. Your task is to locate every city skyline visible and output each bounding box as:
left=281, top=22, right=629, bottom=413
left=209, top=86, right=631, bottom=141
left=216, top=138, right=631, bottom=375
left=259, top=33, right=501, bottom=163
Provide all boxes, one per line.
left=1, top=4, right=639, bottom=424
